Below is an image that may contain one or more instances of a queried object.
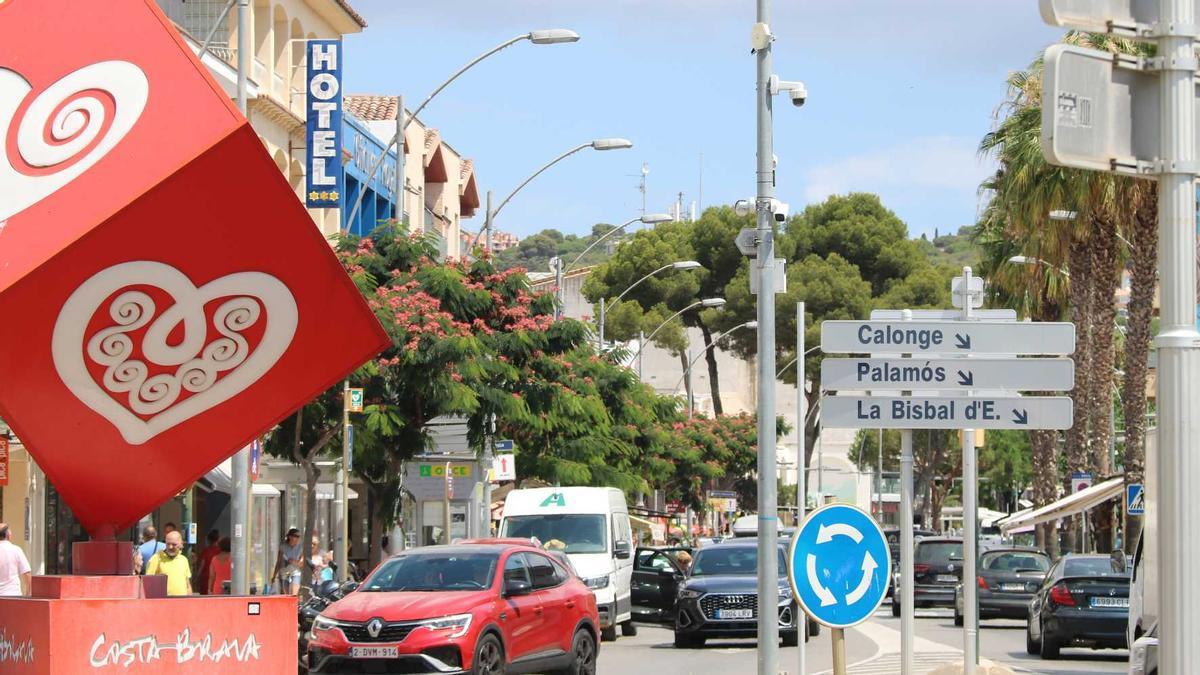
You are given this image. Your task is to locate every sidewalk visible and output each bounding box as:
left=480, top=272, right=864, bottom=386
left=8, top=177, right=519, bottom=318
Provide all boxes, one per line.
left=812, top=620, right=1018, bottom=675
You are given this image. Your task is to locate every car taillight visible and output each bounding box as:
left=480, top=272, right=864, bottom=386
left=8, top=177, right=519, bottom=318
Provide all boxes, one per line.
left=977, top=576, right=987, bottom=590
left=1049, top=583, right=1075, bottom=607
left=914, top=564, right=930, bottom=575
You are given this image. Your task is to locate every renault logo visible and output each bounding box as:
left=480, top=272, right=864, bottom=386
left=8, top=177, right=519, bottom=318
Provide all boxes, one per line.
left=366, top=618, right=384, bottom=638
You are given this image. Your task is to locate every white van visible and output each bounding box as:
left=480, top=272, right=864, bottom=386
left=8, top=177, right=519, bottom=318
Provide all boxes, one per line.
left=499, top=487, right=635, bottom=641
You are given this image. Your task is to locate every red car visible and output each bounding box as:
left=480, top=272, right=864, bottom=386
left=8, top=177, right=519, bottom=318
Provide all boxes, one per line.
left=306, top=541, right=600, bottom=674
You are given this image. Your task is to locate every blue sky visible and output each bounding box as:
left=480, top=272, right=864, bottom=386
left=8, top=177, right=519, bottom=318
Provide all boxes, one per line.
left=343, top=1, right=1062, bottom=243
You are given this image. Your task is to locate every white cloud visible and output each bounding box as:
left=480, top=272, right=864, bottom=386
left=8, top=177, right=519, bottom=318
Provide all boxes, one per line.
left=802, top=135, right=993, bottom=204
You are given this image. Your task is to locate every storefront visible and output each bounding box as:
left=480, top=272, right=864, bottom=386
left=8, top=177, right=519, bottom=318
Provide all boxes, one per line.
left=340, top=114, right=400, bottom=236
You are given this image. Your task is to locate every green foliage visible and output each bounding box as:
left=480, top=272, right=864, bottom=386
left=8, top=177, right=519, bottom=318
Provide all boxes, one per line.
left=917, top=226, right=982, bottom=269
left=495, top=224, right=622, bottom=273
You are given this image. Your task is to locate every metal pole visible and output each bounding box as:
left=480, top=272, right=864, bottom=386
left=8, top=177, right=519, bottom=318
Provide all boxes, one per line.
left=1158, top=0, right=1200, bottom=669
left=876, top=428, right=883, bottom=519
left=900, top=429, right=915, bottom=675
left=335, top=381, right=349, bottom=582
left=229, top=0, right=251, bottom=596
left=754, top=0, right=779, bottom=668
left=638, top=331, right=645, bottom=379
left=443, top=462, right=453, bottom=545
left=395, top=96, right=404, bottom=224
left=485, top=190, right=493, bottom=253
left=796, top=301, right=806, bottom=675
left=598, top=297, right=606, bottom=352
left=963, top=430, right=977, bottom=674
left=554, top=257, right=564, bottom=319
left=831, top=628, right=847, bottom=675
left=900, top=308, right=914, bottom=675
left=479, top=415, right=495, bottom=538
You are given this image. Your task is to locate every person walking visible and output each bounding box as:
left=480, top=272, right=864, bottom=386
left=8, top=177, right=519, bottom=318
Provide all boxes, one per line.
left=271, top=528, right=303, bottom=595
left=0, top=523, right=31, bottom=596
left=136, top=525, right=164, bottom=574
left=208, top=537, right=232, bottom=595
left=146, top=530, right=192, bottom=596
left=195, top=529, right=221, bottom=595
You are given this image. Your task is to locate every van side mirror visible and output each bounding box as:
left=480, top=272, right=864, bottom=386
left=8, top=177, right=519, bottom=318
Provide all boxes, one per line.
left=504, top=579, right=533, bottom=597
left=614, top=540, right=631, bottom=560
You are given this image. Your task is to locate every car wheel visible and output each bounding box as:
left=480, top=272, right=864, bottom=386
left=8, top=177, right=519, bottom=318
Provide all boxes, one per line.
left=953, top=607, right=964, bottom=627
left=891, top=599, right=900, bottom=617
left=1025, top=623, right=1039, bottom=655
left=552, top=628, right=597, bottom=675
left=1039, top=631, right=1060, bottom=660
left=808, top=618, right=820, bottom=637
left=782, top=631, right=799, bottom=647
left=473, top=633, right=506, bottom=675
left=673, top=632, right=704, bottom=648
left=621, top=621, right=638, bottom=637
left=600, top=625, right=618, bottom=642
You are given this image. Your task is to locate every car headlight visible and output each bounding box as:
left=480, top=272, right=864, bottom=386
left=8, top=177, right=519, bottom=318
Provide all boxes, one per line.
left=313, top=615, right=340, bottom=632
left=778, top=586, right=793, bottom=602
left=583, top=575, right=610, bottom=590
left=678, top=588, right=703, bottom=600
left=420, top=613, right=473, bottom=639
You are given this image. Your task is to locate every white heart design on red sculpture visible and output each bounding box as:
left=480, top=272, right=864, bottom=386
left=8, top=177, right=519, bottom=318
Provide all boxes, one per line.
left=51, top=261, right=298, bottom=445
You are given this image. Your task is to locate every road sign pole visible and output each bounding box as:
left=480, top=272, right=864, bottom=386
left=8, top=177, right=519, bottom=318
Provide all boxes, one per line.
left=830, top=627, right=846, bottom=675
left=797, top=301, right=806, bottom=675
left=900, top=429, right=914, bottom=675
left=336, top=380, right=349, bottom=582
left=754, top=0, right=780, bottom=670
left=962, top=429, right=977, bottom=674
left=1158, top=1, right=1200, bottom=670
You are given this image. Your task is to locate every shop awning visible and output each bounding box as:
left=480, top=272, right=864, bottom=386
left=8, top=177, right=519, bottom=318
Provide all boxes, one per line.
left=315, top=483, right=358, bottom=501
left=203, top=460, right=281, bottom=497
left=1000, top=476, right=1124, bottom=534
left=629, top=515, right=666, bottom=542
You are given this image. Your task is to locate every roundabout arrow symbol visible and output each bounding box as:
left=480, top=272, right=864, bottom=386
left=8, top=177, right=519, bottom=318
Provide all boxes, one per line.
left=816, top=522, right=863, bottom=545
left=844, top=551, right=878, bottom=605
left=806, top=554, right=837, bottom=607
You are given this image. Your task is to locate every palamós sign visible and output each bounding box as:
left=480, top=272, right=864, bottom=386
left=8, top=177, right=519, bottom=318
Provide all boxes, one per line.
left=0, top=0, right=389, bottom=536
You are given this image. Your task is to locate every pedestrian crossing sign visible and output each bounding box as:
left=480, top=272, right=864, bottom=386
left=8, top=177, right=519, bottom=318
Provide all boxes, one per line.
left=1127, top=483, right=1145, bottom=516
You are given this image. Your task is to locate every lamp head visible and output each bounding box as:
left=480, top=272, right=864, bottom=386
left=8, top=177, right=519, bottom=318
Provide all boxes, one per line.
left=744, top=321, right=758, bottom=330
left=640, top=213, right=673, bottom=224
left=672, top=261, right=702, bottom=270
left=591, top=138, right=633, bottom=151
left=700, top=298, right=726, bottom=309
left=529, top=29, right=580, bottom=44
left=1008, top=256, right=1032, bottom=265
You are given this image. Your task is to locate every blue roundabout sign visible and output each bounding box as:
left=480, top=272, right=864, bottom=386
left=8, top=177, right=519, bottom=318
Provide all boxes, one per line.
left=788, top=503, right=891, bottom=628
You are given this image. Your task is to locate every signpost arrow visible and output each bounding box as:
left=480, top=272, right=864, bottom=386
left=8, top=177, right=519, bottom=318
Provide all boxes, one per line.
left=807, top=555, right=838, bottom=607
left=956, top=370, right=974, bottom=387
left=844, top=552, right=878, bottom=606
left=816, top=522, right=863, bottom=544
left=821, top=321, right=1076, bottom=355
left=954, top=333, right=972, bottom=350
left=820, top=395, right=1074, bottom=430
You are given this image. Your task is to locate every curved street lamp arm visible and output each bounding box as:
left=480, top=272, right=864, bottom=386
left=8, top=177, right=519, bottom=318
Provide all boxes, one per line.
left=566, top=217, right=639, bottom=272
left=630, top=300, right=703, bottom=364
left=776, top=345, right=821, bottom=379
left=673, top=321, right=755, bottom=391
left=613, top=263, right=675, bottom=305
left=346, top=33, right=532, bottom=232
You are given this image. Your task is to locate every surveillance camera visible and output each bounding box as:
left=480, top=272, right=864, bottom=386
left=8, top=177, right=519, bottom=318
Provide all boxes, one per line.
left=789, top=84, right=807, bottom=107
left=733, top=199, right=754, bottom=217
left=768, top=199, right=789, bottom=222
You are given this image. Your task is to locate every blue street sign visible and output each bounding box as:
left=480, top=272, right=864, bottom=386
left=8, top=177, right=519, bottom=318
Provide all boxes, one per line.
left=1127, top=483, right=1145, bottom=516
left=789, top=503, right=892, bottom=628
left=346, top=424, right=354, bottom=472
left=495, top=439, right=514, bottom=452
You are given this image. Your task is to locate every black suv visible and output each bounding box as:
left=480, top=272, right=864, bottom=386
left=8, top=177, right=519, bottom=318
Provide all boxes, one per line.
left=672, top=539, right=801, bottom=648
left=891, top=537, right=963, bottom=616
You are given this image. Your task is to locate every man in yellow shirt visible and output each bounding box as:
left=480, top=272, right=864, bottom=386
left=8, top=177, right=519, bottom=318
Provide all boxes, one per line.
left=146, top=530, right=192, bottom=596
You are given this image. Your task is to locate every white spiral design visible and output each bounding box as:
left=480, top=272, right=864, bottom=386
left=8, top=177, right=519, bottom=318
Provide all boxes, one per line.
left=0, top=61, right=149, bottom=222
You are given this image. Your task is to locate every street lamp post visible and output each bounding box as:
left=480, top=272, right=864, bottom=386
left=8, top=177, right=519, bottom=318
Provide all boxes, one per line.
left=672, top=320, right=757, bottom=417
left=629, top=298, right=726, bottom=373
left=598, top=261, right=702, bottom=351
left=559, top=213, right=672, bottom=311
left=344, top=29, right=581, bottom=231
left=467, top=138, right=635, bottom=257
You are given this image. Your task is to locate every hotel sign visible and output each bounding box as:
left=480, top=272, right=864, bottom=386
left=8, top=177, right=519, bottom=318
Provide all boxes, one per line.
left=306, top=39, right=343, bottom=208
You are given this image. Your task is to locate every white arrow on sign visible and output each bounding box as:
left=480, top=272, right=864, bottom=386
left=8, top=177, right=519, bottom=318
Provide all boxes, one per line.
left=821, top=357, right=1075, bottom=391
left=816, top=522, right=863, bottom=545
left=821, top=321, right=1075, bottom=355
left=844, top=552, right=878, bottom=605
left=821, top=395, right=1074, bottom=430
left=806, top=554, right=837, bottom=607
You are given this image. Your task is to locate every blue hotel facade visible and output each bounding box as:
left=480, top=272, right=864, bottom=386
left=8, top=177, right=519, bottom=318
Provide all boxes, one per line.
left=339, top=114, right=401, bottom=236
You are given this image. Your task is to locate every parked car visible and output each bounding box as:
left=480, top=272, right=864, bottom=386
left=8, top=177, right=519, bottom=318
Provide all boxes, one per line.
left=891, top=537, right=963, bottom=616
left=306, top=542, right=600, bottom=674
left=1025, top=553, right=1130, bottom=660
left=672, top=538, right=804, bottom=648
left=299, top=579, right=358, bottom=669
left=499, top=486, right=635, bottom=641
left=631, top=546, right=692, bottom=622
left=953, top=547, right=1050, bottom=626
left=883, top=526, right=939, bottom=598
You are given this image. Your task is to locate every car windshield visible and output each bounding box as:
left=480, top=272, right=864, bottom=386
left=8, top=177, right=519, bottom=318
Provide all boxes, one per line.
left=361, top=552, right=499, bottom=592
left=1064, top=557, right=1128, bottom=577
left=916, top=542, right=962, bottom=563
left=690, top=547, right=787, bottom=576
left=981, top=551, right=1050, bottom=572
left=501, top=514, right=607, bottom=554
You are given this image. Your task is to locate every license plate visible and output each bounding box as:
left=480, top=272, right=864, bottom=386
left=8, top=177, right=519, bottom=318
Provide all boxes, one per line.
left=937, top=574, right=957, bottom=583
left=1090, top=596, right=1129, bottom=608
left=1001, top=583, right=1025, bottom=592
left=717, top=609, right=754, bottom=619
left=350, top=646, right=399, bottom=659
